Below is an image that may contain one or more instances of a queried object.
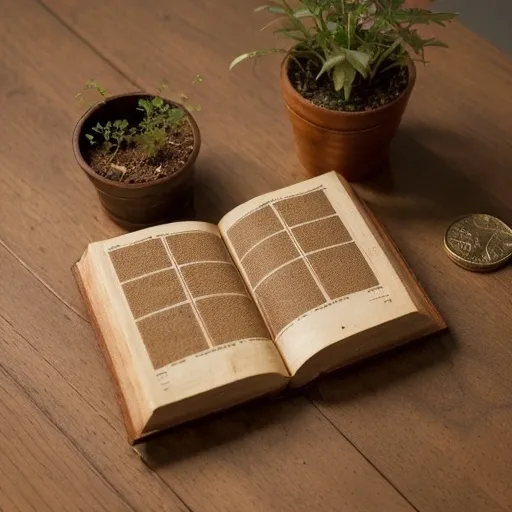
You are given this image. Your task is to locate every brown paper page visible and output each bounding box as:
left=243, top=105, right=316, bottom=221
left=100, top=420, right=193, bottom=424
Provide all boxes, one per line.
left=84, top=221, right=289, bottom=418
left=218, top=172, right=419, bottom=376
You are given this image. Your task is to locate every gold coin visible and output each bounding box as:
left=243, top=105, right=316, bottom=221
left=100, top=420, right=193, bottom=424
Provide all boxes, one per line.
left=444, top=214, right=512, bottom=272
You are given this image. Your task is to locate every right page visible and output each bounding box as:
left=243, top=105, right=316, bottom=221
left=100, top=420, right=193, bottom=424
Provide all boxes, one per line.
left=219, top=171, right=439, bottom=385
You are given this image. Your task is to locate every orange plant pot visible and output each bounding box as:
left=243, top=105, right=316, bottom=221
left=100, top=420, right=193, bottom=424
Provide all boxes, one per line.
left=280, top=56, right=416, bottom=182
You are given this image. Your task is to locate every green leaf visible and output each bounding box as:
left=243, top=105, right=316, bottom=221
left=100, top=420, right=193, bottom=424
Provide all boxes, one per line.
left=332, top=61, right=356, bottom=100
left=229, top=48, right=287, bottom=70
left=260, top=16, right=285, bottom=31
left=229, top=53, right=252, bottom=70
left=268, top=5, right=285, bottom=14
left=342, top=64, right=356, bottom=101
left=316, top=52, right=346, bottom=80
left=137, top=98, right=152, bottom=114
left=293, top=8, right=313, bottom=18
left=259, top=6, right=311, bottom=32
left=253, top=3, right=289, bottom=14
left=253, top=4, right=287, bottom=14
left=345, top=50, right=372, bottom=78
left=152, top=97, right=164, bottom=108
left=332, top=63, right=345, bottom=92
left=394, top=9, right=458, bottom=26
left=113, top=119, right=128, bottom=129
left=274, top=27, right=307, bottom=42
left=423, top=39, right=449, bottom=48
left=85, top=79, right=107, bottom=96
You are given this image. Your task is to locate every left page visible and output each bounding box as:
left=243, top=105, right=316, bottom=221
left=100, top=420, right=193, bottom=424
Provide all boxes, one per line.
left=79, top=221, right=289, bottom=440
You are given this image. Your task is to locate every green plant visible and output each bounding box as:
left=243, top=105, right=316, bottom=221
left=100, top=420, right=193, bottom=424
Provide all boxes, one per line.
left=75, top=79, right=108, bottom=108
left=87, top=119, right=130, bottom=162
left=76, top=77, right=203, bottom=161
left=230, top=0, right=457, bottom=100
left=132, top=96, right=185, bottom=157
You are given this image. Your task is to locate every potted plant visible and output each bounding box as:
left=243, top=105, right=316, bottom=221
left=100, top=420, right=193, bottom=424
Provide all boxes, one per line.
left=72, top=80, right=202, bottom=230
left=230, top=0, right=457, bottom=181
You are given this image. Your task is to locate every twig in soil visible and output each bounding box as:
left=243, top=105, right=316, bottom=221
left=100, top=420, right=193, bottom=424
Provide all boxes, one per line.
left=110, top=163, right=128, bottom=174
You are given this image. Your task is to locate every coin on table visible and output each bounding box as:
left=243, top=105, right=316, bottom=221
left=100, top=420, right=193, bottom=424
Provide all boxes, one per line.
left=444, top=213, right=512, bottom=272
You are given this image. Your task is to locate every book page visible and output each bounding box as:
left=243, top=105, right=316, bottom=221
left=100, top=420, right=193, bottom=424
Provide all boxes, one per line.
left=86, top=221, right=289, bottom=412
left=218, top=172, right=418, bottom=375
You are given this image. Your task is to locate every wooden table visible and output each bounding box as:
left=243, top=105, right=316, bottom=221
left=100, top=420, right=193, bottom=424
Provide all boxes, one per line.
left=1, top=1, right=511, bottom=511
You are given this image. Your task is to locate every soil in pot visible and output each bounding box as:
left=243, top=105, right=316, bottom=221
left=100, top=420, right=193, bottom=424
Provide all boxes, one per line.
left=87, top=123, right=195, bottom=184
left=288, top=57, right=409, bottom=112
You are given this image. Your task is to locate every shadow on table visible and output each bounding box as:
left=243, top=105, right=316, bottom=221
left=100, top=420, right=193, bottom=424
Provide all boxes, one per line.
left=308, top=329, right=456, bottom=405
left=357, top=124, right=511, bottom=222
left=138, top=331, right=454, bottom=467
left=194, top=123, right=512, bottom=228
left=137, top=392, right=303, bottom=468
left=191, top=156, right=255, bottom=224
left=191, top=141, right=310, bottom=225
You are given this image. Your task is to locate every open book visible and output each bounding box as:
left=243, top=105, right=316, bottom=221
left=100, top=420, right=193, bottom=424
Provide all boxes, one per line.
left=74, top=171, right=445, bottom=444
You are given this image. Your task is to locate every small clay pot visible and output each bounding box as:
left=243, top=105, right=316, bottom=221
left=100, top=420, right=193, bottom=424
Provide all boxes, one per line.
left=281, top=56, right=416, bottom=182
left=73, top=93, right=201, bottom=230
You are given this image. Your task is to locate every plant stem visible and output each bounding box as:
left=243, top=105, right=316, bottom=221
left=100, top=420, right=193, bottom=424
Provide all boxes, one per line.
left=347, top=11, right=351, bottom=49
left=107, top=145, right=120, bottom=164
left=379, top=61, right=401, bottom=73
left=292, top=48, right=325, bottom=64
left=317, top=5, right=328, bottom=34
left=369, top=36, right=402, bottom=79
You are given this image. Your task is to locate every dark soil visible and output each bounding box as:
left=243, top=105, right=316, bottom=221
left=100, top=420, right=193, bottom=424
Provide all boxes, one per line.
left=288, top=58, right=409, bottom=112
left=88, top=125, right=194, bottom=184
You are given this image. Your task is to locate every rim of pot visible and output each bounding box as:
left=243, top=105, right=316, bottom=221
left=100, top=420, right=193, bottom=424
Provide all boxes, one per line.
left=72, top=92, right=201, bottom=190
left=281, top=51, right=417, bottom=117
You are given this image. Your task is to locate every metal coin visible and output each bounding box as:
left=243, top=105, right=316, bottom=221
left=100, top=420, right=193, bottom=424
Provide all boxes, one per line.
left=444, top=214, right=512, bottom=272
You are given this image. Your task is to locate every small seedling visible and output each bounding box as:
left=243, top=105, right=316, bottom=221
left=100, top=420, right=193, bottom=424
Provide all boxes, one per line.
left=157, top=78, right=169, bottom=94
left=133, top=96, right=185, bottom=157
left=75, top=80, right=109, bottom=109
left=87, top=119, right=131, bottom=162
left=77, top=77, right=203, bottom=162
left=85, top=79, right=108, bottom=96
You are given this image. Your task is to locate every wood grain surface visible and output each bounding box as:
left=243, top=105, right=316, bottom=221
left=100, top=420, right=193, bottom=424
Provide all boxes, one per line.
left=1, top=0, right=511, bottom=510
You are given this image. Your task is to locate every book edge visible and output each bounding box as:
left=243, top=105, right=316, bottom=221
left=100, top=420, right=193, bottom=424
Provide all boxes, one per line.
left=333, top=172, right=446, bottom=331
left=288, top=315, right=445, bottom=390
left=72, top=259, right=142, bottom=445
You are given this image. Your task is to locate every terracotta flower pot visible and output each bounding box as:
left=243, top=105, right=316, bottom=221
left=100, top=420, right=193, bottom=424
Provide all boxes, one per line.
left=73, top=92, right=201, bottom=231
left=280, top=56, right=416, bottom=182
